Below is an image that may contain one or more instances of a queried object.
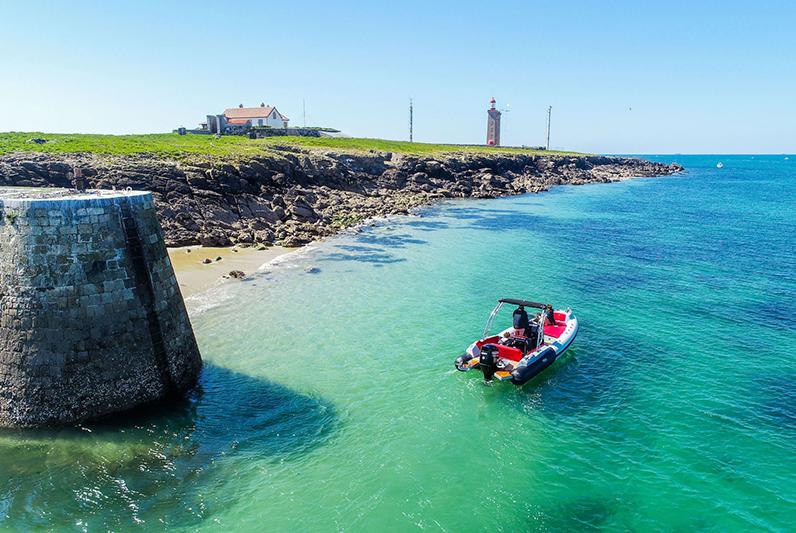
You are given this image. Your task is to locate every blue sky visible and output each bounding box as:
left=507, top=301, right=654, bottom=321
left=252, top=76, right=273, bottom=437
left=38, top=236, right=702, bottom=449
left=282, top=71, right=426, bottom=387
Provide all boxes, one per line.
left=1, top=0, right=794, bottom=153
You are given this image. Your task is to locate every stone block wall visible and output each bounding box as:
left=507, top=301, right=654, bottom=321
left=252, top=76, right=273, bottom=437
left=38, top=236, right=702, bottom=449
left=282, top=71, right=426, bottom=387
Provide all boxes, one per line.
left=0, top=190, right=202, bottom=427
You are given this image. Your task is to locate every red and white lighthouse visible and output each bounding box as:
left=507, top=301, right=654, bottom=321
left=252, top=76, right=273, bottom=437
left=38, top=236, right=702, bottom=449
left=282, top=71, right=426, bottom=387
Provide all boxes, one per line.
left=486, top=97, right=501, bottom=146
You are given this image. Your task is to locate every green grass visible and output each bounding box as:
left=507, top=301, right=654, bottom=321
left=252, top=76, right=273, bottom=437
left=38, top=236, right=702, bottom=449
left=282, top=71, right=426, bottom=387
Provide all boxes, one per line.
left=0, top=132, right=275, bottom=157
left=259, top=136, right=583, bottom=156
left=0, top=132, right=584, bottom=158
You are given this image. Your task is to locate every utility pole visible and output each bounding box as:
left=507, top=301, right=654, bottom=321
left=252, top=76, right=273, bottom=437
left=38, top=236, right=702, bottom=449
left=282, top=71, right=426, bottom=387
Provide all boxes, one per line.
left=409, top=98, right=414, bottom=142
left=546, top=106, right=552, bottom=150
left=302, top=99, right=306, bottom=128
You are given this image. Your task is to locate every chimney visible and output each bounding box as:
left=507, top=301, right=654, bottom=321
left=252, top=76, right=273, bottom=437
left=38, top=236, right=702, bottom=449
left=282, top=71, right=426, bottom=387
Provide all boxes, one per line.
left=260, top=102, right=265, bottom=107
left=239, top=103, right=243, bottom=108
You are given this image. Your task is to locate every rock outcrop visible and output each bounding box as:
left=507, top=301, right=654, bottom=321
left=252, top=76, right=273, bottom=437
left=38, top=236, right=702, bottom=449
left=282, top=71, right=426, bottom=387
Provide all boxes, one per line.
left=0, top=148, right=682, bottom=247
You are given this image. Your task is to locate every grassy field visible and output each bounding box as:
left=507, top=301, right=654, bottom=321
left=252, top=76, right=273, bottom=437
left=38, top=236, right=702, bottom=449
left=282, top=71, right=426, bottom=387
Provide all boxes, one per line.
left=0, top=132, right=274, bottom=157
left=0, top=132, right=583, bottom=158
left=258, top=136, right=583, bottom=156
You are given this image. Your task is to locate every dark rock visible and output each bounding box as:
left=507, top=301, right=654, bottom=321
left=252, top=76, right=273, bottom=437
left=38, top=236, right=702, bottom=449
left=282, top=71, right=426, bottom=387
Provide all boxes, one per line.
left=254, top=229, right=275, bottom=244
left=234, top=231, right=253, bottom=244
left=0, top=151, right=681, bottom=251
left=410, top=172, right=430, bottom=184
left=197, top=231, right=229, bottom=247
left=290, top=198, right=317, bottom=220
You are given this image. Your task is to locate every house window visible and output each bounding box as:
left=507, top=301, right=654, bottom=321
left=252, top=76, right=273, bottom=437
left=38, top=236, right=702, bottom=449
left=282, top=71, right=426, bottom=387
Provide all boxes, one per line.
left=258, top=119, right=263, bottom=126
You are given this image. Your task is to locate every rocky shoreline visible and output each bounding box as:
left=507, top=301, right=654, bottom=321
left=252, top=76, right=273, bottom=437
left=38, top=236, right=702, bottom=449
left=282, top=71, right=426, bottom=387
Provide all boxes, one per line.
left=0, top=147, right=682, bottom=247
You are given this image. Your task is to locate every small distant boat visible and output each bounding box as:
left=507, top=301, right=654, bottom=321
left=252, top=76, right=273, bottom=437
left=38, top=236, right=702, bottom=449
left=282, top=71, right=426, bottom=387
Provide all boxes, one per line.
left=716, top=162, right=724, bottom=168
left=786, top=157, right=790, bottom=161
left=455, top=298, right=579, bottom=385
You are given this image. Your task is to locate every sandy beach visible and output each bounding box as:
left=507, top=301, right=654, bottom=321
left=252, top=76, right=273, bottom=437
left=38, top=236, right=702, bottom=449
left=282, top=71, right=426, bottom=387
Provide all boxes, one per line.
left=168, top=245, right=292, bottom=297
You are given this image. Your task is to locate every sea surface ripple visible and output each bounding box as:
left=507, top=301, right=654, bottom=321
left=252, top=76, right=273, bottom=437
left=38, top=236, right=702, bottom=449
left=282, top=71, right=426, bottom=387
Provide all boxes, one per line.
left=1, top=155, right=794, bottom=531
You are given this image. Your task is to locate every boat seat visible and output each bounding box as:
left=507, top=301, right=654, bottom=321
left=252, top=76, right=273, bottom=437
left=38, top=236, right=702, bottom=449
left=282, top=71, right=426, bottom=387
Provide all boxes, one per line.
left=476, top=335, right=501, bottom=349
left=495, top=344, right=524, bottom=362
left=544, top=324, right=567, bottom=338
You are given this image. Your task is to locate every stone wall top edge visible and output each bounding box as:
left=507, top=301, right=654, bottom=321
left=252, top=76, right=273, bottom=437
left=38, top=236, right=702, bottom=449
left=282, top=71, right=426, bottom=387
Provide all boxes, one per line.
left=0, top=190, right=152, bottom=209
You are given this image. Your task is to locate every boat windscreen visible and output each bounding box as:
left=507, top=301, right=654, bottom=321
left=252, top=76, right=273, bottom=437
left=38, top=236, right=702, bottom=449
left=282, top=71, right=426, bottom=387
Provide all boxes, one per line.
left=482, top=301, right=504, bottom=338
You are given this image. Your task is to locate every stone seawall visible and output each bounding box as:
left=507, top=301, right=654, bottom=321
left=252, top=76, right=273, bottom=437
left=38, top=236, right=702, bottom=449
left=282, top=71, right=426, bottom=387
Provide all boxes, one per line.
left=0, top=190, right=202, bottom=427
left=0, top=149, right=683, bottom=248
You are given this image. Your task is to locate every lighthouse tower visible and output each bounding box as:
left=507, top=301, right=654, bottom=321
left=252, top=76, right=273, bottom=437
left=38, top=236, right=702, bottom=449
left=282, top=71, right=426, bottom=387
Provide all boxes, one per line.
left=486, top=97, right=501, bottom=146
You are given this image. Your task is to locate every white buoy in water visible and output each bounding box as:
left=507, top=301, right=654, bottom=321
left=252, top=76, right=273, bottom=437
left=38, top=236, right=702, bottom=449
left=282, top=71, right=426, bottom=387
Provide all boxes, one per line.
left=716, top=162, right=724, bottom=168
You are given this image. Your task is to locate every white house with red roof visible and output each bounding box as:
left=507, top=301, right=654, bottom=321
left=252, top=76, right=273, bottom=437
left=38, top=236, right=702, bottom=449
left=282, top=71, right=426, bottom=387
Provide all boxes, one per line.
left=203, top=103, right=290, bottom=133
left=224, top=103, right=289, bottom=128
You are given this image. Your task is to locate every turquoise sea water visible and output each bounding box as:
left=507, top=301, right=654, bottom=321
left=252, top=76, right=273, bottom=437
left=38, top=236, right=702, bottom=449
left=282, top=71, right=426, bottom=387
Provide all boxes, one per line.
left=1, top=155, right=795, bottom=531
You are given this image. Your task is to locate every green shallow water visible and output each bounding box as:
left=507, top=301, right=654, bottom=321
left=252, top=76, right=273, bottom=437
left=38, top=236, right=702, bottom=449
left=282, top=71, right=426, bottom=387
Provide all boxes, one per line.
left=1, top=155, right=795, bottom=531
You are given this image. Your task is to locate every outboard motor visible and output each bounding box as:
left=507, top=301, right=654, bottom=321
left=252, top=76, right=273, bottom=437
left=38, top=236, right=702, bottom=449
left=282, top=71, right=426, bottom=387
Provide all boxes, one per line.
left=479, top=344, right=499, bottom=381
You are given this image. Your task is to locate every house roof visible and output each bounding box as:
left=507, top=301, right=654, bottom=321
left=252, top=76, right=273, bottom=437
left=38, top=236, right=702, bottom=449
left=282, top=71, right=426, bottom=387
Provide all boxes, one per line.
left=227, top=118, right=251, bottom=125
left=223, top=105, right=289, bottom=122
left=224, top=105, right=274, bottom=119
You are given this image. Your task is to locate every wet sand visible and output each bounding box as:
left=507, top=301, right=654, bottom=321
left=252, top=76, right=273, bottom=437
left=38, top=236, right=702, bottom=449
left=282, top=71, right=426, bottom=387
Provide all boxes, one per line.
left=168, top=245, right=292, bottom=297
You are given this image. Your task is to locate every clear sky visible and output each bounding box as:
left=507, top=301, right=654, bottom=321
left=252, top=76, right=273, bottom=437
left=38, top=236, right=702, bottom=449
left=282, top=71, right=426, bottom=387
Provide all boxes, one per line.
left=1, top=0, right=794, bottom=153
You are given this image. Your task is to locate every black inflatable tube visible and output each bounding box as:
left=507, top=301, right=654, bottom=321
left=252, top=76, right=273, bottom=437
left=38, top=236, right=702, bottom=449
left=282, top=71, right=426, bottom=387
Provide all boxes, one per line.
left=454, top=352, right=475, bottom=371
left=510, top=347, right=557, bottom=385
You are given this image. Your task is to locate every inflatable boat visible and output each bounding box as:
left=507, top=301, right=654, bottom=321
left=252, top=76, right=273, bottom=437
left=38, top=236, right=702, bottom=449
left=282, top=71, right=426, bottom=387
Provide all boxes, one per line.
left=454, top=298, right=579, bottom=385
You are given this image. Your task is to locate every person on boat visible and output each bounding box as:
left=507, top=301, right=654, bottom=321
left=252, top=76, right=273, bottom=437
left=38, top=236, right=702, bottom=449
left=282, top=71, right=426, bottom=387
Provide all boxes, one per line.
left=512, top=306, right=530, bottom=336
left=543, top=304, right=556, bottom=326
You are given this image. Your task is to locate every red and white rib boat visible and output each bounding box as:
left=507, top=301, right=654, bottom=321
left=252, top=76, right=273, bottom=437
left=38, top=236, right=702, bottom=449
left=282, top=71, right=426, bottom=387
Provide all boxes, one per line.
left=454, top=298, right=579, bottom=385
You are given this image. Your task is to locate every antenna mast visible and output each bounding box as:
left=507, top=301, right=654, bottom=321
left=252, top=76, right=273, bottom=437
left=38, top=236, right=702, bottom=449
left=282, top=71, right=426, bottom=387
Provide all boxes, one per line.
left=409, top=98, right=413, bottom=142
left=546, top=106, right=552, bottom=150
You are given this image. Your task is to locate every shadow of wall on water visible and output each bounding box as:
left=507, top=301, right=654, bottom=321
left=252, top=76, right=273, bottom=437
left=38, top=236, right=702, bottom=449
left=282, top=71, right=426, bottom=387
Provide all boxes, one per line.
left=0, top=363, right=338, bottom=530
